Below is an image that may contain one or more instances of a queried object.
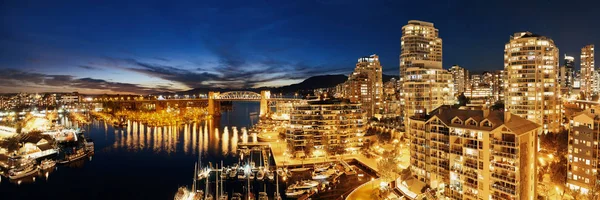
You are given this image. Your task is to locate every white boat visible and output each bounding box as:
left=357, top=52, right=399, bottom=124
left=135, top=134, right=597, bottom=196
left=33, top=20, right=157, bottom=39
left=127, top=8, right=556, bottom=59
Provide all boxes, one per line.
left=9, top=163, right=39, bottom=179
left=39, top=159, right=56, bottom=170
left=291, top=180, right=319, bottom=190
left=229, top=168, right=237, bottom=178
left=256, top=170, right=264, bottom=180
left=258, top=192, right=268, bottom=200
left=267, top=170, right=274, bottom=180
left=237, top=169, right=246, bottom=179
left=313, top=163, right=331, bottom=172
left=285, top=189, right=308, bottom=198
left=312, top=169, right=337, bottom=180
left=289, top=167, right=309, bottom=172
left=198, top=168, right=210, bottom=180
left=220, top=168, right=229, bottom=179
left=231, top=193, right=243, bottom=200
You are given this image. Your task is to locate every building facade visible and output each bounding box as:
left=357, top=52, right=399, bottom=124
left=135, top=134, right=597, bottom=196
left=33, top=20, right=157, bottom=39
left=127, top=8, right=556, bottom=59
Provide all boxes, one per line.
left=402, top=60, right=454, bottom=119
left=568, top=105, right=600, bottom=194
left=504, top=32, right=561, bottom=133
left=581, top=45, right=596, bottom=98
left=285, top=99, right=366, bottom=157
left=400, top=20, right=442, bottom=87
left=560, top=54, right=575, bottom=98
left=492, top=70, right=506, bottom=103
left=408, top=106, right=539, bottom=200
left=449, top=65, right=468, bottom=96
left=344, top=54, right=383, bottom=118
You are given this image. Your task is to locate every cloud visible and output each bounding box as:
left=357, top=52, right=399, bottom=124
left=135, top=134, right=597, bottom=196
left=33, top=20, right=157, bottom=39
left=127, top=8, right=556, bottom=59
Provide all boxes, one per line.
left=78, top=65, right=100, bottom=70
left=0, top=68, right=166, bottom=94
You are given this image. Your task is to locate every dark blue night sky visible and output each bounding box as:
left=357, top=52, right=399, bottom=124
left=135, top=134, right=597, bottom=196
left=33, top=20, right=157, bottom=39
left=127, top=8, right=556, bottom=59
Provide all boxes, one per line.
left=1, top=0, right=598, bottom=94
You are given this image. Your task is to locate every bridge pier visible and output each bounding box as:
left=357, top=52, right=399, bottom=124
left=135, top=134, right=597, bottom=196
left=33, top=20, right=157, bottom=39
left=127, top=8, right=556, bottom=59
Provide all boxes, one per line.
left=260, top=90, right=270, bottom=117
left=208, top=92, right=221, bottom=116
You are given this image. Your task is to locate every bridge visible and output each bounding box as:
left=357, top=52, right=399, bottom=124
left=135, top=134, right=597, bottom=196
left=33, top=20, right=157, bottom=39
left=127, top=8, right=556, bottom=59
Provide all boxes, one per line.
left=88, top=90, right=301, bottom=117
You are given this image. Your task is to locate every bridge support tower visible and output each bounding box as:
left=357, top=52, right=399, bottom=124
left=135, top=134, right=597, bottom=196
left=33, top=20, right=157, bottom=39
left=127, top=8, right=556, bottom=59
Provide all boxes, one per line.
left=208, top=92, right=221, bottom=116
left=260, top=90, right=271, bottom=117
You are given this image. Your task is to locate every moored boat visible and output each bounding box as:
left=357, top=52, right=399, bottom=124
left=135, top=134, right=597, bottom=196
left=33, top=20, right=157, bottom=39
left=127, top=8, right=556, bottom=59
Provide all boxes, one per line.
left=58, top=148, right=87, bottom=164
left=39, top=159, right=56, bottom=170
left=291, top=180, right=319, bottom=190
left=285, top=188, right=308, bottom=199
left=256, top=170, right=264, bottom=180
left=9, top=163, right=39, bottom=180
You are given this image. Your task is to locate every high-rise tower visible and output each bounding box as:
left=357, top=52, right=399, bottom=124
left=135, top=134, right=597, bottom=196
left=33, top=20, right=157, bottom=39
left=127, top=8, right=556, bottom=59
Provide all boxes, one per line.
left=581, top=45, right=595, bottom=97
left=400, top=20, right=442, bottom=84
left=504, top=32, right=561, bottom=133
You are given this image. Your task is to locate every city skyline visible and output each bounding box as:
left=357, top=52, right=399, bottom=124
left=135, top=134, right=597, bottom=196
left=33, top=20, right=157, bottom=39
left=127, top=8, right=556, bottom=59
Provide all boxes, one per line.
left=1, top=0, right=599, bottom=94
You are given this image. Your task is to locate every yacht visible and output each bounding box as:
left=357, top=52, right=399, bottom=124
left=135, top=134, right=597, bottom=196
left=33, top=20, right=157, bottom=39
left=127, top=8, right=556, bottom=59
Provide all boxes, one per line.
left=58, top=148, right=87, bottom=164
left=312, top=169, right=337, bottom=180
left=258, top=192, right=268, bottom=200
left=266, top=170, right=274, bottom=180
left=9, top=163, right=39, bottom=180
left=229, top=168, right=237, bottom=178
left=220, top=168, right=229, bottom=179
left=313, top=163, right=331, bottom=172
left=285, top=188, right=308, bottom=199
left=237, top=169, right=247, bottom=179
left=39, top=159, right=56, bottom=170
left=249, top=171, right=255, bottom=180
left=291, top=180, right=319, bottom=190
left=256, top=170, right=264, bottom=181
left=231, top=193, right=243, bottom=200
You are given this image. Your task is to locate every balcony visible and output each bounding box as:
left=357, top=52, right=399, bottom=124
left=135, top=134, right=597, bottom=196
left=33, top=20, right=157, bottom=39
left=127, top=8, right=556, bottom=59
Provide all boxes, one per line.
left=463, top=170, right=478, bottom=179
left=492, top=139, right=517, bottom=147
left=464, top=143, right=478, bottom=149
left=492, top=151, right=517, bottom=159
left=492, top=172, right=516, bottom=183
left=464, top=181, right=478, bottom=189
left=465, top=161, right=478, bottom=170
left=451, top=148, right=463, bottom=155
left=492, top=184, right=516, bottom=195
left=464, top=191, right=478, bottom=199
left=493, top=161, right=516, bottom=171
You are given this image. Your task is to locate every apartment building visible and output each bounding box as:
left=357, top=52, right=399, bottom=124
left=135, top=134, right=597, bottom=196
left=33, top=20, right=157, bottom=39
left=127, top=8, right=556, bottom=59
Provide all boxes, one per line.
left=344, top=54, right=383, bottom=117
left=408, top=106, right=539, bottom=200
left=285, top=99, right=366, bottom=157
left=504, top=32, right=561, bottom=133
left=568, top=105, right=600, bottom=194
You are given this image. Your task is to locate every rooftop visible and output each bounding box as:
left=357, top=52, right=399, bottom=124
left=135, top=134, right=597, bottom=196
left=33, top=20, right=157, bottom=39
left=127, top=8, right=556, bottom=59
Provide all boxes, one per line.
left=411, top=105, right=540, bottom=135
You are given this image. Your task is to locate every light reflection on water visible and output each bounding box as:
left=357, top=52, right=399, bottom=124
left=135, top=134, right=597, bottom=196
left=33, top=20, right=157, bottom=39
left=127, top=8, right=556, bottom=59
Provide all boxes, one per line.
left=105, top=120, right=254, bottom=157
left=3, top=102, right=261, bottom=200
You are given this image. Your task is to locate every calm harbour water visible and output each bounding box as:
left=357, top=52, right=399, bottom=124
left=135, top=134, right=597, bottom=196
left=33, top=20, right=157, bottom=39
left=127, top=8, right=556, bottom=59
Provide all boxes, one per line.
left=2, top=102, right=261, bottom=200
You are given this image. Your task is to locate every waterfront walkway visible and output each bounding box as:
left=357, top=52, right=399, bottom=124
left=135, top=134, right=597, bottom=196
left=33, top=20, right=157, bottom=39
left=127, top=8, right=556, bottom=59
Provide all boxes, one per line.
left=346, top=178, right=401, bottom=200
left=270, top=139, right=410, bottom=174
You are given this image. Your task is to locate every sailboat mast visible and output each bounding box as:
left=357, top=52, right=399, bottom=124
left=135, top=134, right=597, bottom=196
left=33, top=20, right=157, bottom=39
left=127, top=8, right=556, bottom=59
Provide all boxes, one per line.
left=216, top=164, right=219, bottom=200
left=193, top=162, right=197, bottom=191
left=221, top=160, right=224, bottom=197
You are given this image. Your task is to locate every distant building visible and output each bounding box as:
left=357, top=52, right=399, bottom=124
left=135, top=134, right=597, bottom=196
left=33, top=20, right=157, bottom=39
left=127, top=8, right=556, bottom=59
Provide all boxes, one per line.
left=568, top=105, right=600, bottom=194
left=285, top=99, right=366, bottom=157
left=449, top=65, right=468, bottom=96
left=465, top=73, right=493, bottom=106
left=408, top=106, right=539, bottom=200
left=581, top=45, right=595, bottom=98
left=344, top=54, right=383, bottom=118
left=492, top=70, right=506, bottom=103
left=504, top=32, right=561, bottom=133
left=560, top=54, right=575, bottom=97
left=60, top=93, right=80, bottom=104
